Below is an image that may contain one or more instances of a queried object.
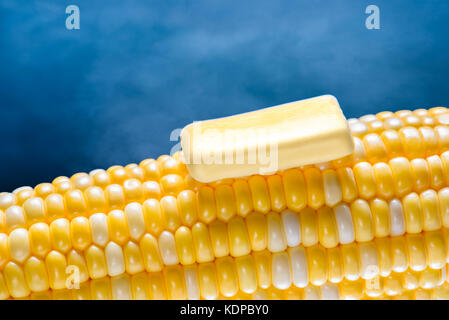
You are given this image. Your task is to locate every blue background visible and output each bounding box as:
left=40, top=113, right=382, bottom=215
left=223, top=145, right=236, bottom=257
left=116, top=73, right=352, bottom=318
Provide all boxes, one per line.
left=1, top=0, right=449, bottom=191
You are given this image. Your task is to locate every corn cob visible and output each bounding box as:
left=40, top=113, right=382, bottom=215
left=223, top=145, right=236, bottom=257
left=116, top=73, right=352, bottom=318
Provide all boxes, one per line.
left=2, top=106, right=449, bottom=300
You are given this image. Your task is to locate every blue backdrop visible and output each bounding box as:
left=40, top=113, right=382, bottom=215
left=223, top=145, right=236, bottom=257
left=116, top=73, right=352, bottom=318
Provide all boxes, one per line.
left=1, top=0, right=449, bottom=191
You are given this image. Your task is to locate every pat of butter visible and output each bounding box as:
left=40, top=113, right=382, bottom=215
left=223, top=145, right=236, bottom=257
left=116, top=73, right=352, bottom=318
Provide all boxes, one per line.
left=180, top=95, right=354, bottom=183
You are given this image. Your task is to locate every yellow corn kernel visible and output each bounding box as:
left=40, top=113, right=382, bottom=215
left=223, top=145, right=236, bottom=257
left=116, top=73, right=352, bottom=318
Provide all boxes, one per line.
left=399, top=127, right=425, bottom=159
left=29, top=222, right=50, bottom=258
left=304, top=168, right=325, bottom=210
left=215, top=257, right=238, bottom=297
left=130, top=272, right=149, bottom=300
left=227, top=216, right=251, bottom=258
left=90, top=169, right=111, bottom=189
left=359, top=242, right=379, bottom=279
left=90, top=277, right=112, bottom=300
left=372, top=163, right=395, bottom=199
left=390, top=236, right=408, bottom=272
left=306, top=245, right=327, bottom=286
left=174, top=226, right=195, bottom=265
left=340, top=279, right=364, bottom=300
left=432, top=282, right=449, bottom=299
left=267, top=212, right=287, bottom=253
left=427, top=155, right=445, bottom=189
left=353, top=162, right=377, bottom=199
left=380, top=130, right=403, bottom=158
left=71, top=173, right=93, bottom=191
left=406, top=234, right=427, bottom=271
left=402, top=270, right=419, bottom=290
left=198, top=262, right=219, bottom=300
left=160, top=196, right=181, bottom=232
left=142, top=199, right=163, bottom=236
left=177, top=190, right=198, bottom=227
left=215, top=185, right=237, bottom=222
left=4, top=261, right=30, bottom=298
left=196, top=186, right=217, bottom=224
left=299, top=207, right=318, bottom=247
left=5, top=205, right=26, bottom=232
left=248, top=176, right=271, bottom=214
left=363, top=133, right=388, bottom=163
left=142, top=181, right=162, bottom=200
left=419, top=268, right=443, bottom=289
left=112, top=275, right=132, bottom=300
left=45, top=250, right=67, bottom=290
left=246, top=212, right=267, bottom=252
left=420, top=190, right=442, bottom=231
left=253, top=250, right=271, bottom=289
left=24, top=256, right=49, bottom=292
left=402, top=193, right=423, bottom=234
left=8, top=228, right=30, bottom=263
left=327, top=246, right=343, bottom=284
left=85, top=245, right=107, bottom=279
left=438, top=187, right=449, bottom=227
left=384, top=273, right=403, bottom=296
left=45, top=194, right=65, bottom=220
left=410, top=158, right=431, bottom=192
left=84, top=186, right=107, bottom=213
left=235, top=255, right=258, bottom=294
left=350, top=199, right=374, bottom=242
left=105, top=184, right=126, bottom=210
left=232, top=179, right=253, bottom=217
left=192, top=222, right=214, bottom=263
left=282, top=168, right=307, bottom=211
left=107, top=166, right=127, bottom=184
left=108, top=209, right=129, bottom=245
left=0, top=193, right=16, bottom=212
left=341, top=243, right=360, bottom=281
left=64, top=189, right=87, bottom=219
left=317, top=207, right=339, bottom=248
left=376, top=237, right=392, bottom=277
left=208, top=220, right=229, bottom=258
left=336, top=168, right=358, bottom=203
left=23, top=197, right=45, bottom=226
left=34, top=183, right=55, bottom=199
left=164, top=265, right=186, bottom=300
left=50, top=218, right=71, bottom=253
left=123, top=178, right=143, bottom=203
left=123, top=241, right=144, bottom=275
left=424, top=231, right=446, bottom=269
left=70, top=216, right=92, bottom=251
left=15, top=187, right=35, bottom=206
left=53, top=177, right=72, bottom=195
left=0, top=233, right=9, bottom=269
left=322, top=169, right=342, bottom=207
left=265, top=175, right=286, bottom=212
left=389, top=157, right=413, bottom=197
left=140, top=233, right=163, bottom=272
left=352, top=137, right=367, bottom=163
left=369, top=198, right=390, bottom=238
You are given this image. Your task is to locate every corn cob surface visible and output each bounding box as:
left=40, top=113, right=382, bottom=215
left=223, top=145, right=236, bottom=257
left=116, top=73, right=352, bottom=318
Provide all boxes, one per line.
left=2, top=107, right=449, bottom=299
